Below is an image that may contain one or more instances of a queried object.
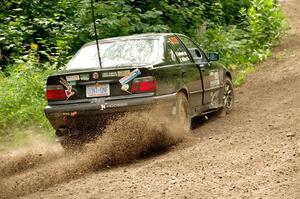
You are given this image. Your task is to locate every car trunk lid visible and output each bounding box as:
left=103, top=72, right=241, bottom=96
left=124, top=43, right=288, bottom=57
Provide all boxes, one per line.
left=46, top=67, right=154, bottom=103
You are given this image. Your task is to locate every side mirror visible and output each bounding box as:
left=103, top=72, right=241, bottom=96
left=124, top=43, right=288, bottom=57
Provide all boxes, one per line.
left=208, top=52, right=219, bottom=61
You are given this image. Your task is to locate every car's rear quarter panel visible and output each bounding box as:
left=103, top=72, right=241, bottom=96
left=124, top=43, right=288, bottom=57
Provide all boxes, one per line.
left=152, top=64, right=182, bottom=96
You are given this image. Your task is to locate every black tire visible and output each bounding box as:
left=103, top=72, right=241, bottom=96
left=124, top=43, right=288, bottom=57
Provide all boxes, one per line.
left=222, top=76, right=235, bottom=114
left=175, top=92, right=191, bottom=133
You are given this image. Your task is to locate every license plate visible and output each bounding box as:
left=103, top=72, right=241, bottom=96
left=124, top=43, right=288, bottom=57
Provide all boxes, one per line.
left=86, top=84, right=110, bottom=98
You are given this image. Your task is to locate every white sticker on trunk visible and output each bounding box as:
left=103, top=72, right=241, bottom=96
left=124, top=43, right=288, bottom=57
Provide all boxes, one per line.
left=117, top=70, right=131, bottom=77
left=119, top=69, right=141, bottom=85
left=66, top=75, right=80, bottom=81
left=102, top=72, right=117, bottom=78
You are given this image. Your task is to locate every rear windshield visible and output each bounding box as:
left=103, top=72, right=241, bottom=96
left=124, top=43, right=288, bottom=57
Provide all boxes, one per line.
left=66, top=39, right=162, bottom=70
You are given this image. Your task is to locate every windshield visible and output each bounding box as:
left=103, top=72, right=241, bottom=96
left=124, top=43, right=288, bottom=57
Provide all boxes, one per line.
left=66, top=39, right=163, bottom=70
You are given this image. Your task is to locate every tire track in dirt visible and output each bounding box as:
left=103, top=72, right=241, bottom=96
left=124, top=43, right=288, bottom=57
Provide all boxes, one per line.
left=0, top=112, right=183, bottom=198
left=0, top=146, right=63, bottom=178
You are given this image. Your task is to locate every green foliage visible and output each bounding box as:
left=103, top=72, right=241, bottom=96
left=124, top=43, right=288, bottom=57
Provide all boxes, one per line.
left=0, top=0, right=80, bottom=67
left=75, top=0, right=205, bottom=43
left=0, top=49, right=54, bottom=139
left=199, top=0, right=287, bottom=84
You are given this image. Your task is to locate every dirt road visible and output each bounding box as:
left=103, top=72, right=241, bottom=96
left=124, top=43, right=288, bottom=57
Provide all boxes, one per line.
left=1, top=0, right=300, bottom=198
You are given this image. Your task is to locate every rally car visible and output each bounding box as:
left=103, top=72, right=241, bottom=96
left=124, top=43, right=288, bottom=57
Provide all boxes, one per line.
left=44, top=33, right=234, bottom=149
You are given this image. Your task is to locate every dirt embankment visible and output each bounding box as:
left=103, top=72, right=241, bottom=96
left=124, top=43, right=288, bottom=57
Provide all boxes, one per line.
left=1, top=0, right=300, bottom=198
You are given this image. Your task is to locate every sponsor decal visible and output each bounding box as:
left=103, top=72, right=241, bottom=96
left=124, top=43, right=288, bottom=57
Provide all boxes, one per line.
left=62, top=111, right=77, bottom=117
left=66, top=75, right=80, bottom=81
left=209, top=71, right=220, bottom=87
left=209, top=71, right=220, bottom=79
left=168, top=36, right=179, bottom=45
left=100, top=104, right=106, bottom=111
left=99, top=103, right=129, bottom=111
left=176, top=51, right=190, bottom=62
left=106, top=102, right=128, bottom=108
left=69, top=81, right=76, bottom=86
left=119, top=69, right=141, bottom=93
left=210, top=79, right=220, bottom=87
left=80, top=74, right=90, bottom=81
left=102, top=70, right=131, bottom=78
left=102, top=71, right=117, bottom=78
left=60, top=77, right=75, bottom=99
left=117, top=70, right=131, bottom=77
left=119, top=68, right=141, bottom=85
left=121, top=84, right=130, bottom=92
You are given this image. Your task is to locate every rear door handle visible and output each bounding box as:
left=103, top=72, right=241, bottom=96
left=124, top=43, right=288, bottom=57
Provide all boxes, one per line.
left=198, top=62, right=209, bottom=68
left=197, top=64, right=205, bottom=70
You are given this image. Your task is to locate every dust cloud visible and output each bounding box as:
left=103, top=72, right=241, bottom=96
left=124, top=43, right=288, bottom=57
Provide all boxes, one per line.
left=0, top=147, right=63, bottom=178
left=0, top=110, right=184, bottom=198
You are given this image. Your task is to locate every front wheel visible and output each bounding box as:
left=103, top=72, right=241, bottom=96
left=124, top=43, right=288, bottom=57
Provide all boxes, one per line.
left=222, top=77, right=235, bottom=114
left=175, top=92, right=191, bottom=134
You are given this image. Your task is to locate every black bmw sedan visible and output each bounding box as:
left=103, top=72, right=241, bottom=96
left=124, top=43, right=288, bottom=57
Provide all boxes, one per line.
left=44, top=33, right=234, bottom=149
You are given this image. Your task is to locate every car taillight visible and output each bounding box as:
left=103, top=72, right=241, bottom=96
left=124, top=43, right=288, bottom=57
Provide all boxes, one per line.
left=46, top=85, right=66, bottom=101
left=131, top=76, right=157, bottom=93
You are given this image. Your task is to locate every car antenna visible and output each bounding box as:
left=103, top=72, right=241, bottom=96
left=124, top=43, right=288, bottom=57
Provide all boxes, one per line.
left=90, top=0, right=102, bottom=69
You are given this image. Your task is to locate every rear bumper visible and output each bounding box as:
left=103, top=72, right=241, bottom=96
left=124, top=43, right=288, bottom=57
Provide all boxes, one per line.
left=44, top=93, right=176, bottom=130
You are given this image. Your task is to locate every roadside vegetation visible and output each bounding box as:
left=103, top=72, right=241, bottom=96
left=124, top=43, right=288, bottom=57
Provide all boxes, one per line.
left=0, top=0, right=287, bottom=148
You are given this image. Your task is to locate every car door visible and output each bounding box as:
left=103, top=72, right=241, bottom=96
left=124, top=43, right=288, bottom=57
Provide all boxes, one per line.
left=197, top=50, right=223, bottom=108
left=167, top=35, right=203, bottom=115
left=177, top=35, right=222, bottom=109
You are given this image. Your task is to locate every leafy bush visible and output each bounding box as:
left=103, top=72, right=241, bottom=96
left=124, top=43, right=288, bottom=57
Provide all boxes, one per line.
left=199, top=0, right=287, bottom=85
left=74, top=0, right=205, bottom=44
left=0, top=0, right=80, bottom=68
left=0, top=48, right=54, bottom=141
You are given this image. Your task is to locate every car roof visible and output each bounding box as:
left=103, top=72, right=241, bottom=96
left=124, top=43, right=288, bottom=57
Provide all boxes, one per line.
left=85, top=33, right=178, bottom=46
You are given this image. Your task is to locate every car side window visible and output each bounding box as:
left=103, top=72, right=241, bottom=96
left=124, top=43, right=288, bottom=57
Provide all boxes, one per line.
left=165, top=44, right=179, bottom=64
left=198, top=48, right=209, bottom=63
left=178, top=36, right=208, bottom=63
left=167, top=36, right=192, bottom=64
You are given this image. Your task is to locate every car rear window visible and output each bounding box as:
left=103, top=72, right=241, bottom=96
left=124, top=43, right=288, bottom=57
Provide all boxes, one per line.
left=66, top=39, right=163, bottom=70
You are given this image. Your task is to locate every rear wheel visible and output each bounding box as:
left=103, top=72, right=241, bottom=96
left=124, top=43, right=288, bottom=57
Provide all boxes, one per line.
left=175, top=92, right=191, bottom=133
